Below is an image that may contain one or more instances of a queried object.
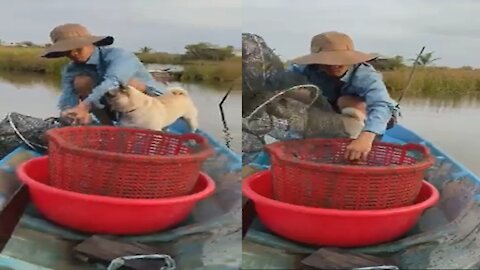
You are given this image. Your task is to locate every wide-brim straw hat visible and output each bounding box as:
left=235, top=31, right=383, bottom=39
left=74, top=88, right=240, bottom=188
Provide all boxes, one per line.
left=291, top=31, right=377, bottom=66
left=41, top=23, right=114, bottom=58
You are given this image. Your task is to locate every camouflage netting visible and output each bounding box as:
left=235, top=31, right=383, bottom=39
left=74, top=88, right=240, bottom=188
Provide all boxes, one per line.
left=242, top=33, right=285, bottom=95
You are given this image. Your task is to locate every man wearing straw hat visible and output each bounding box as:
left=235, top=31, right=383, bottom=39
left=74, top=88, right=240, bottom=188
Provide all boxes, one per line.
left=289, top=31, right=399, bottom=161
left=42, top=23, right=188, bottom=131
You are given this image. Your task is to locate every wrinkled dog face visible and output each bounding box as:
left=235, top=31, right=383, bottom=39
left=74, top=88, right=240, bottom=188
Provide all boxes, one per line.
left=104, top=87, right=133, bottom=112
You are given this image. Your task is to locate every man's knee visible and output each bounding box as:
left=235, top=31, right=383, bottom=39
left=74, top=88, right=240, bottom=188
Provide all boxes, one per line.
left=337, top=95, right=366, bottom=113
left=73, top=76, right=146, bottom=99
left=127, top=79, right=146, bottom=92
left=73, top=75, right=95, bottom=99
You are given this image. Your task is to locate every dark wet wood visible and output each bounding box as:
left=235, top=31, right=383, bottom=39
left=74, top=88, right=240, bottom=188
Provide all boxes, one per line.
left=91, top=109, right=114, bottom=126
left=73, top=236, right=176, bottom=270
left=0, top=185, right=29, bottom=252
left=0, top=150, right=36, bottom=252
left=242, top=198, right=256, bottom=239
left=242, top=165, right=263, bottom=239
left=301, top=248, right=397, bottom=269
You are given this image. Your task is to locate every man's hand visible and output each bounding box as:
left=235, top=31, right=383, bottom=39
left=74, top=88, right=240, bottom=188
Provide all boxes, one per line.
left=61, top=101, right=92, bottom=125
left=344, top=131, right=377, bottom=161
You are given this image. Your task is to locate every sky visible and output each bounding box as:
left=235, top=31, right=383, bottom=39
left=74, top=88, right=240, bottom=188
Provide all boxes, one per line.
left=0, top=0, right=241, bottom=53
left=243, top=0, right=480, bottom=68
left=1, top=0, right=479, bottom=67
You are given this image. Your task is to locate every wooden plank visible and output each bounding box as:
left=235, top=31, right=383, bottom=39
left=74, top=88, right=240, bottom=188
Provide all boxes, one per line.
left=242, top=199, right=256, bottom=239
left=0, top=150, right=36, bottom=252
left=242, top=165, right=264, bottom=239
left=0, top=185, right=29, bottom=252
left=241, top=165, right=263, bottom=179
left=301, top=248, right=397, bottom=269
left=73, top=236, right=176, bottom=270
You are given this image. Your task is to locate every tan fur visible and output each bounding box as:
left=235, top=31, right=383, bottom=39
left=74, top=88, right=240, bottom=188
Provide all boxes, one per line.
left=105, top=85, right=199, bottom=132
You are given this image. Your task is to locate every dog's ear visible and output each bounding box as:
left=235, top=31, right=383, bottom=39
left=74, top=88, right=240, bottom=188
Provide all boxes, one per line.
left=119, top=84, right=129, bottom=93
left=105, top=90, right=116, bottom=97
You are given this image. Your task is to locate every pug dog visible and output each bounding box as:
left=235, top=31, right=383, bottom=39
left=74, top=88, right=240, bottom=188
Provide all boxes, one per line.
left=104, top=85, right=199, bottom=132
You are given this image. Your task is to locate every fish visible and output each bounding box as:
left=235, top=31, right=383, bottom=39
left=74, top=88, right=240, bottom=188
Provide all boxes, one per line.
left=266, top=93, right=365, bottom=139
left=241, top=32, right=365, bottom=157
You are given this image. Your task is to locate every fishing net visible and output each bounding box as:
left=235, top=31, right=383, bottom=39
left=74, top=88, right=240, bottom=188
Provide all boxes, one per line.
left=242, top=33, right=285, bottom=96
left=241, top=33, right=356, bottom=165
left=242, top=32, right=314, bottom=141
left=0, top=112, right=69, bottom=160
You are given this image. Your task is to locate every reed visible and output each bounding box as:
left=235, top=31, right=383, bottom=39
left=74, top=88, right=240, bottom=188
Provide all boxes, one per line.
left=0, top=46, right=241, bottom=83
left=383, top=67, right=480, bottom=98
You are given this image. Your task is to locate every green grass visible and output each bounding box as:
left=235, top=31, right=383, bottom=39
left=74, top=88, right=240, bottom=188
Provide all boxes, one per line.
left=382, top=67, right=480, bottom=99
left=0, top=46, right=241, bottom=84
left=136, top=52, right=183, bottom=64
left=180, top=57, right=241, bottom=83
left=0, top=46, right=67, bottom=75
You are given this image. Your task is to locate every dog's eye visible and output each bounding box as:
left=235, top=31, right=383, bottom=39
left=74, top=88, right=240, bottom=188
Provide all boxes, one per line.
left=105, top=91, right=115, bottom=97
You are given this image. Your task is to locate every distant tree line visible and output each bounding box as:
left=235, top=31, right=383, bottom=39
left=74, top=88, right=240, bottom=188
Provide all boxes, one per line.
left=370, top=51, right=441, bottom=71
left=137, top=42, right=236, bottom=61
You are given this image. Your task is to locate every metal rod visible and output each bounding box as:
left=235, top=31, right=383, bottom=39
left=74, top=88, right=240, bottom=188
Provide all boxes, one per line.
left=219, top=87, right=233, bottom=149
left=397, top=46, right=425, bottom=104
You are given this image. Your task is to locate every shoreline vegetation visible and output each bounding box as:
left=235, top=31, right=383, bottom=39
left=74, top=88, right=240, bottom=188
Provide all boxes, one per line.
left=369, top=54, right=480, bottom=97
left=0, top=42, right=241, bottom=88
left=295, top=52, right=480, bottom=96
left=1, top=44, right=480, bottom=96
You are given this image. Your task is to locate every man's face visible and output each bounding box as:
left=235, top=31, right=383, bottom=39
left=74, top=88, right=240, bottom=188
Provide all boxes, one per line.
left=66, top=45, right=94, bottom=63
left=319, top=64, right=349, bottom=78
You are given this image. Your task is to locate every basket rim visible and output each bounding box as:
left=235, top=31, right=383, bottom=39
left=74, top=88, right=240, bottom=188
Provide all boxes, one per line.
left=265, top=138, right=435, bottom=174
left=46, top=126, right=214, bottom=162
left=242, top=170, right=440, bottom=216
left=17, top=156, right=216, bottom=205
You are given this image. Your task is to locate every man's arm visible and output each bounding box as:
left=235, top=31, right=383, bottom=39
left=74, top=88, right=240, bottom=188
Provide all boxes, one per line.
left=83, top=51, right=142, bottom=109
left=359, top=72, right=394, bottom=135
left=58, top=65, right=79, bottom=111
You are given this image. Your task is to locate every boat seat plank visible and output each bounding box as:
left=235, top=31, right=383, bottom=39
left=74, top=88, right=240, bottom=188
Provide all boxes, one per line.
left=301, top=248, right=397, bottom=269
left=73, top=236, right=176, bottom=270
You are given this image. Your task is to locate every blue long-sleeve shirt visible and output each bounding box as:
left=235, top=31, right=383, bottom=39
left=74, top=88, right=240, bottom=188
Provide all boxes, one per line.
left=289, top=63, right=399, bottom=135
left=58, top=46, right=163, bottom=110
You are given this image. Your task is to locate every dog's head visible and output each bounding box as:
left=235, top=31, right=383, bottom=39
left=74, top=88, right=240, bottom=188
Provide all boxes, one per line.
left=104, top=85, right=137, bottom=112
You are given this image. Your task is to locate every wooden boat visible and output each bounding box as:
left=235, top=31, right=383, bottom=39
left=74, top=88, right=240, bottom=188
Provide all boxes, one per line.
left=0, top=127, right=242, bottom=270
left=242, top=124, right=480, bottom=269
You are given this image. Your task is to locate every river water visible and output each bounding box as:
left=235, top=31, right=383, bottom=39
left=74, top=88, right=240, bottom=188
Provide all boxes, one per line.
left=0, top=70, right=241, bottom=154
left=399, top=96, right=480, bottom=176
left=1, top=71, right=479, bottom=176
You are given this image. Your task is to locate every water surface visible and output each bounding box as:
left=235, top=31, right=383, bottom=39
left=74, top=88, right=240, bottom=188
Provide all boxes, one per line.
left=0, top=71, right=241, bottom=153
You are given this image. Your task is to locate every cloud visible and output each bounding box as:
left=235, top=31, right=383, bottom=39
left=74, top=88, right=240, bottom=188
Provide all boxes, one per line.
left=126, top=0, right=241, bottom=30
left=0, top=0, right=240, bottom=53
left=243, top=0, right=480, bottom=67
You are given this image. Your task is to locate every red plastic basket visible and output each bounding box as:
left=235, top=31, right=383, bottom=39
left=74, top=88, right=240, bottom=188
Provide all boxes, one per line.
left=46, top=126, right=214, bottom=199
left=17, top=156, right=216, bottom=235
left=265, top=138, right=435, bottom=210
left=242, top=170, right=439, bottom=247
